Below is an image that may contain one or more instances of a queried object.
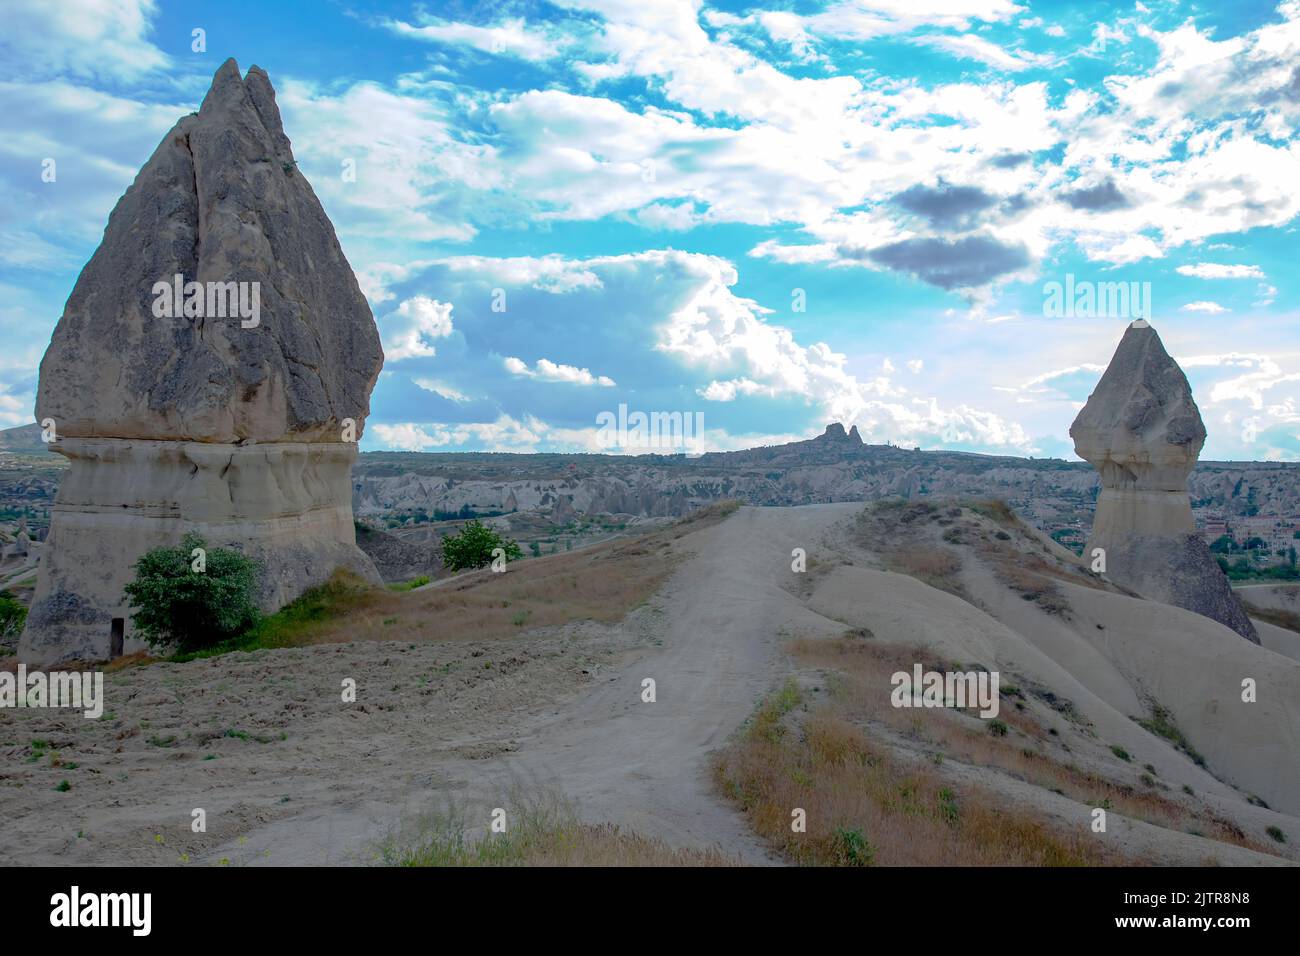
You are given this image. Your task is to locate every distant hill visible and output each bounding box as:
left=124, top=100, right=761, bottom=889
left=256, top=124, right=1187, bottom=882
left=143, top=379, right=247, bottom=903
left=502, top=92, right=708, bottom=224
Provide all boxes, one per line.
left=352, top=422, right=1300, bottom=538
left=0, top=424, right=52, bottom=456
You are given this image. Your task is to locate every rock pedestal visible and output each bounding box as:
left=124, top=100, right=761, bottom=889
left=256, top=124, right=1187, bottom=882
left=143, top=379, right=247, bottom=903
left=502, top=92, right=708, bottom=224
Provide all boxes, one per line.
left=20, top=59, right=383, bottom=665
left=1070, top=321, right=1257, bottom=642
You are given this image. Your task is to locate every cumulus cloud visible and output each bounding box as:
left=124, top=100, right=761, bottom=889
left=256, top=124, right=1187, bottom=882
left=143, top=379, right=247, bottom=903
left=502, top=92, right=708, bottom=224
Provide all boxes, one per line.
left=365, top=249, right=1037, bottom=453
left=1061, top=179, right=1130, bottom=211
left=0, top=0, right=170, bottom=81
left=892, top=182, right=1004, bottom=229
left=505, top=356, right=616, bottom=386
left=1182, top=301, right=1230, bottom=314
left=382, top=296, right=455, bottom=361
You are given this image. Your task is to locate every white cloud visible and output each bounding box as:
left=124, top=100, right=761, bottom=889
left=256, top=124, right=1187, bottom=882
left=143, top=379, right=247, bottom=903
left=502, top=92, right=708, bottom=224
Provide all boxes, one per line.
left=1182, top=301, right=1230, bottom=314
left=382, top=296, right=455, bottom=361
left=913, top=33, right=1052, bottom=71
left=804, top=0, right=1026, bottom=40
left=371, top=415, right=549, bottom=452
left=1176, top=263, right=1266, bottom=279
left=504, top=356, right=616, bottom=386
left=276, top=79, right=494, bottom=245
left=381, top=16, right=562, bottom=61
left=0, top=0, right=170, bottom=81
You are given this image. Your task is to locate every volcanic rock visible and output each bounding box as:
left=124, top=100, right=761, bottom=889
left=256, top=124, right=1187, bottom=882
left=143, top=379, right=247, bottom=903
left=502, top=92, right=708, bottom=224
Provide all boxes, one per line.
left=1070, top=321, right=1257, bottom=642
left=20, top=59, right=383, bottom=665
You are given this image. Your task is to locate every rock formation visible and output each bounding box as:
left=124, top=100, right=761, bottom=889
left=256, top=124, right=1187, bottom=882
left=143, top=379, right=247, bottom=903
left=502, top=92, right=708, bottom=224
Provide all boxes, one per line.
left=1070, top=320, right=1258, bottom=642
left=20, top=59, right=383, bottom=665
left=817, top=422, right=864, bottom=444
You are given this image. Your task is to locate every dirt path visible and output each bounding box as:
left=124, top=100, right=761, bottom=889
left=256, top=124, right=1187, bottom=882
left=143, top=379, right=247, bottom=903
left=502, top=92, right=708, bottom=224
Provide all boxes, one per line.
left=466, top=503, right=859, bottom=863
left=196, top=504, right=858, bottom=865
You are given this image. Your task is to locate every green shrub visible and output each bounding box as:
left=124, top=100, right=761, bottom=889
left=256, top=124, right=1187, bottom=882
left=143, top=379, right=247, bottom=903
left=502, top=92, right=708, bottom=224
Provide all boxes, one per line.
left=0, top=590, right=26, bottom=639
left=386, top=575, right=430, bottom=592
left=123, top=532, right=261, bottom=652
left=438, top=520, right=523, bottom=572
left=831, top=826, right=875, bottom=866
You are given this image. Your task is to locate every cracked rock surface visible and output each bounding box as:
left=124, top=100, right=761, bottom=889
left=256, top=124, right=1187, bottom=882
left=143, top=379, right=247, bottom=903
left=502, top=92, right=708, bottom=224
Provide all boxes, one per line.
left=21, top=61, right=382, bottom=665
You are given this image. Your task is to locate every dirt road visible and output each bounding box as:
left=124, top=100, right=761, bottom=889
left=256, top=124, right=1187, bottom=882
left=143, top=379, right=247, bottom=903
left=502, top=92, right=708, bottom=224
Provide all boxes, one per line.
left=202, top=503, right=857, bottom=865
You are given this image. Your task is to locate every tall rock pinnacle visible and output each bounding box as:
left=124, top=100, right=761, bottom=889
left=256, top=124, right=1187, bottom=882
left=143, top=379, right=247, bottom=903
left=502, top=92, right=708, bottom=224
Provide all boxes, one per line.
left=36, top=58, right=382, bottom=442
left=1070, top=322, right=1258, bottom=642
left=20, top=60, right=383, bottom=665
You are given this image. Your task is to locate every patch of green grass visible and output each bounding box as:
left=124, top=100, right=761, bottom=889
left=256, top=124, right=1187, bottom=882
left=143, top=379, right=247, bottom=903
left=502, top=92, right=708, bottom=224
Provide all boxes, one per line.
left=1110, top=745, right=1131, bottom=762
left=54, top=780, right=70, bottom=792
left=937, top=788, right=959, bottom=825
left=988, top=719, right=1008, bottom=737
left=386, top=575, right=431, bottom=592
left=749, top=680, right=804, bottom=744
left=1266, top=825, right=1287, bottom=844
left=1136, top=703, right=1205, bottom=767
left=169, top=572, right=375, bottom=662
left=830, top=826, right=875, bottom=866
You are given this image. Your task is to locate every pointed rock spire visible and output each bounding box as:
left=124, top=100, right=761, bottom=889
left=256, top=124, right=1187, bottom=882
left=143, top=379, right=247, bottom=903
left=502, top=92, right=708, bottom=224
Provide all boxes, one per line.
left=21, top=61, right=382, bottom=665
left=1071, top=324, right=1257, bottom=642
left=36, top=56, right=382, bottom=444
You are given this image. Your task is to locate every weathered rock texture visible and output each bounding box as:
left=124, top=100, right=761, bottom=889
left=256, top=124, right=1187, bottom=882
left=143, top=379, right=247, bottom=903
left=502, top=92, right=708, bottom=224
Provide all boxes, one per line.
left=20, top=59, right=383, bottom=665
left=1071, top=321, right=1258, bottom=642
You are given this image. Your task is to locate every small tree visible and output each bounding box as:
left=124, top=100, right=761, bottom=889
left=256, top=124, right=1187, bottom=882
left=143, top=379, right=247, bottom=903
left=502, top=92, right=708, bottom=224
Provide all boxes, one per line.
left=123, top=532, right=261, bottom=652
left=0, top=590, right=26, bottom=640
left=1209, top=535, right=1234, bottom=554
left=438, top=520, right=523, bottom=572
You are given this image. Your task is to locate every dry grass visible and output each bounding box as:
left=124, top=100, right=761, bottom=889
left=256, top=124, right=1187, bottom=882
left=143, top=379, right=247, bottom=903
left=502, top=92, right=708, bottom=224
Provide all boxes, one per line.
left=714, top=674, right=1117, bottom=866
left=715, top=633, right=1277, bottom=864
left=794, top=637, right=1269, bottom=853
left=858, top=504, right=968, bottom=597
left=36, top=501, right=741, bottom=670
left=1239, top=600, right=1300, bottom=635
left=377, top=789, right=736, bottom=867
left=295, top=502, right=737, bottom=646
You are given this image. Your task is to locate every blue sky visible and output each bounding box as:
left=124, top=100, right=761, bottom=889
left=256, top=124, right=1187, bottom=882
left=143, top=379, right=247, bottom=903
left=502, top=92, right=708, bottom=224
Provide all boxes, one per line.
left=3, top=0, right=1300, bottom=460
